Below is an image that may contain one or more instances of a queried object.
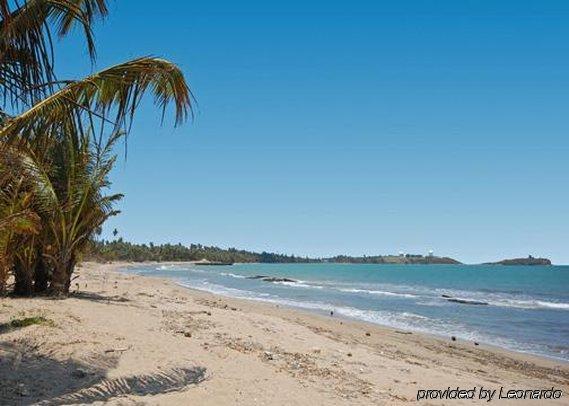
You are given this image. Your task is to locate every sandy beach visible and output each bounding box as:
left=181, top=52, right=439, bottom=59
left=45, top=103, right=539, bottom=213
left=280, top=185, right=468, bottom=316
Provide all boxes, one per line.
left=1, top=262, right=567, bottom=405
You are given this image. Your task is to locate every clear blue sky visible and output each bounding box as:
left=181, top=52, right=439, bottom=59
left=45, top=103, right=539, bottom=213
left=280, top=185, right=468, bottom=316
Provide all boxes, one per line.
left=58, top=1, right=568, bottom=264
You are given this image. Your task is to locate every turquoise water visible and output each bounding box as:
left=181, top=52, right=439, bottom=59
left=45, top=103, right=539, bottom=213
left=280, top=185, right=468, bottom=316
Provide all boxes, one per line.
left=126, top=263, right=569, bottom=361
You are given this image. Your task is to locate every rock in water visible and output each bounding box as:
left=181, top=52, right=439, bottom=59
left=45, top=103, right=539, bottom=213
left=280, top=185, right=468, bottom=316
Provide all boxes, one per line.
left=260, top=277, right=297, bottom=283
left=447, top=298, right=488, bottom=305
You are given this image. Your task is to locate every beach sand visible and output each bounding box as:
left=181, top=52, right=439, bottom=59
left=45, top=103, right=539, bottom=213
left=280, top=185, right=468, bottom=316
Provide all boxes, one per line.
left=1, top=262, right=567, bottom=405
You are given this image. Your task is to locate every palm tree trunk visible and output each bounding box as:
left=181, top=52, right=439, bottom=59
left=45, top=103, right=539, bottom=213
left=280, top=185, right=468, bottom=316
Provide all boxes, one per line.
left=33, top=257, right=49, bottom=293
left=49, top=256, right=75, bottom=296
left=49, top=266, right=68, bottom=296
left=0, top=259, right=8, bottom=296
left=64, top=258, right=76, bottom=293
left=13, top=260, right=33, bottom=296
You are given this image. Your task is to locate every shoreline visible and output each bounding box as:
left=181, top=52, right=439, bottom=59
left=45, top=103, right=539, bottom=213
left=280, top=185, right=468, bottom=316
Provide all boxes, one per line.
left=1, top=261, right=567, bottom=405
left=182, top=280, right=565, bottom=365
left=120, top=261, right=568, bottom=364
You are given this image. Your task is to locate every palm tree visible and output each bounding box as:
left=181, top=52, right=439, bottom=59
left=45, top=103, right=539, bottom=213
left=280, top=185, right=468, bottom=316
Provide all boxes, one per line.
left=0, top=171, right=41, bottom=294
left=0, top=0, right=193, bottom=295
left=12, top=130, right=124, bottom=295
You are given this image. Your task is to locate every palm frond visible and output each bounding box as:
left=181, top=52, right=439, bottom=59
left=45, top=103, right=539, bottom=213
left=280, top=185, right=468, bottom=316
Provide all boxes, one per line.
left=0, top=210, right=40, bottom=234
left=1, top=57, right=192, bottom=145
left=0, top=0, right=109, bottom=105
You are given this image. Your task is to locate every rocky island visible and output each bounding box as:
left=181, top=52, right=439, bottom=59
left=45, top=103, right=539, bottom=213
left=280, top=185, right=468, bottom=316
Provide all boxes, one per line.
left=484, top=256, right=552, bottom=266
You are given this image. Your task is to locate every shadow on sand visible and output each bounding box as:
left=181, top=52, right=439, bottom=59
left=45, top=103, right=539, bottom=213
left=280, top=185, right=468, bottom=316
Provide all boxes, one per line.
left=0, top=341, right=206, bottom=405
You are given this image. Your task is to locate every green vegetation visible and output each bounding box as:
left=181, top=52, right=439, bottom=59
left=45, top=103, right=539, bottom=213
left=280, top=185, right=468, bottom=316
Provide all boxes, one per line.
left=327, top=254, right=460, bottom=265
left=0, top=1, right=191, bottom=296
left=484, top=256, right=552, bottom=266
left=0, top=315, right=54, bottom=333
left=9, top=315, right=52, bottom=328
left=85, top=239, right=461, bottom=264
left=85, top=239, right=317, bottom=263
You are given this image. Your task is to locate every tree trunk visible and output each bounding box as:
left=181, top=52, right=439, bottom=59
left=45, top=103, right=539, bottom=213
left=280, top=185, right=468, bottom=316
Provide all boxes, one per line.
left=13, top=261, right=33, bottom=296
left=49, top=257, right=75, bottom=296
left=34, top=258, right=49, bottom=293
left=64, top=259, right=76, bottom=293
left=49, top=267, right=68, bottom=296
left=0, top=260, right=8, bottom=296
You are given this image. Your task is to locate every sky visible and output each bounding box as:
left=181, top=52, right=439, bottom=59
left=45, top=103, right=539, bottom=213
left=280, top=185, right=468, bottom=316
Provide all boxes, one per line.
left=56, top=1, right=568, bottom=264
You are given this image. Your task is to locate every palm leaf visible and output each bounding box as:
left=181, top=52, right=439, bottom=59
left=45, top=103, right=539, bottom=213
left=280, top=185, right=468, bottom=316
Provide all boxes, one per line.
left=0, top=210, right=40, bottom=235
left=1, top=57, right=193, bottom=145
left=0, top=0, right=108, bottom=105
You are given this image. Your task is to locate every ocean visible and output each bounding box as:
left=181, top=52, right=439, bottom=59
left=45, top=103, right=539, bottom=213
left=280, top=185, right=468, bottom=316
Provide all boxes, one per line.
left=124, top=263, right=569, bottom=361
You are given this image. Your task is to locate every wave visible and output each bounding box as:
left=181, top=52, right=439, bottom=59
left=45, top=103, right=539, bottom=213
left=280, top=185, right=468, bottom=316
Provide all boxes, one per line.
left=181, top=269, right=569, bottom=312
left=176, top=280, right=448, bottom=335
left=218, top=272, right=327, bottom=290
left=220, top=272, right=247, bottom=279
left=177, top=280, right=258, bottom=298
left=329, top=307, right=460, bottom=336
left=154, top=264, right=204, bottom=273
left=273, top=280, right=325, bottom=289
left=156, top=264, right=186, bottom=271
left=213, top=272, right=569, bottom=311
left=436, top=288, right=569, bottom=311
left=535, top=301, right=569, bottom=310
left=488, top=299, right=569, bottom=311
left=177, top=279, right=427, bottom=325
left=338, top=288, right=417, bottom=298
left=253, top=278, right=416, bottom=296
left=219, top=275, right=421, bottom=297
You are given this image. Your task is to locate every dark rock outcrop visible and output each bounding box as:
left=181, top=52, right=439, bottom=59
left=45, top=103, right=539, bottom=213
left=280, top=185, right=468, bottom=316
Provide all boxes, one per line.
left=246, top=275, right=298, bottom=283
left=447, top=298, right=488, bottom=306
left=260, top=277, right=297, bottom=283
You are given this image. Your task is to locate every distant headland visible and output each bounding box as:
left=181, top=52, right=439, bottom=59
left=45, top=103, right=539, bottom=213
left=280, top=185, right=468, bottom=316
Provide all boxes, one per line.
left=325, top=254, right=460, bottom=265
left=484, top=256, right=552, bottom=266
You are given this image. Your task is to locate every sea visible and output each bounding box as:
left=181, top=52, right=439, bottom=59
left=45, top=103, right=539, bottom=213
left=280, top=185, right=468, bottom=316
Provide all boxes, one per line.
left=124, top=263, right=569, bottom=361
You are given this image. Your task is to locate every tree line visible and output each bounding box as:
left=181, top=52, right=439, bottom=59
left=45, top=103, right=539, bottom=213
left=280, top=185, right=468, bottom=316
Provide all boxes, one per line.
left=85, top=239, right=460, bottom=265
left=85, top=240, right=318, bottom=264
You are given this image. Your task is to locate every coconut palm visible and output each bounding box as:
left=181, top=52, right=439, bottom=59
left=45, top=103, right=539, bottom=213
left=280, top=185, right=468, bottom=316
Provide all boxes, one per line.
left=0, top=0, right=193, bottom=295
left=0, top=174, right=40, bottom=294
left=10, top=129, right=124, bottom=295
